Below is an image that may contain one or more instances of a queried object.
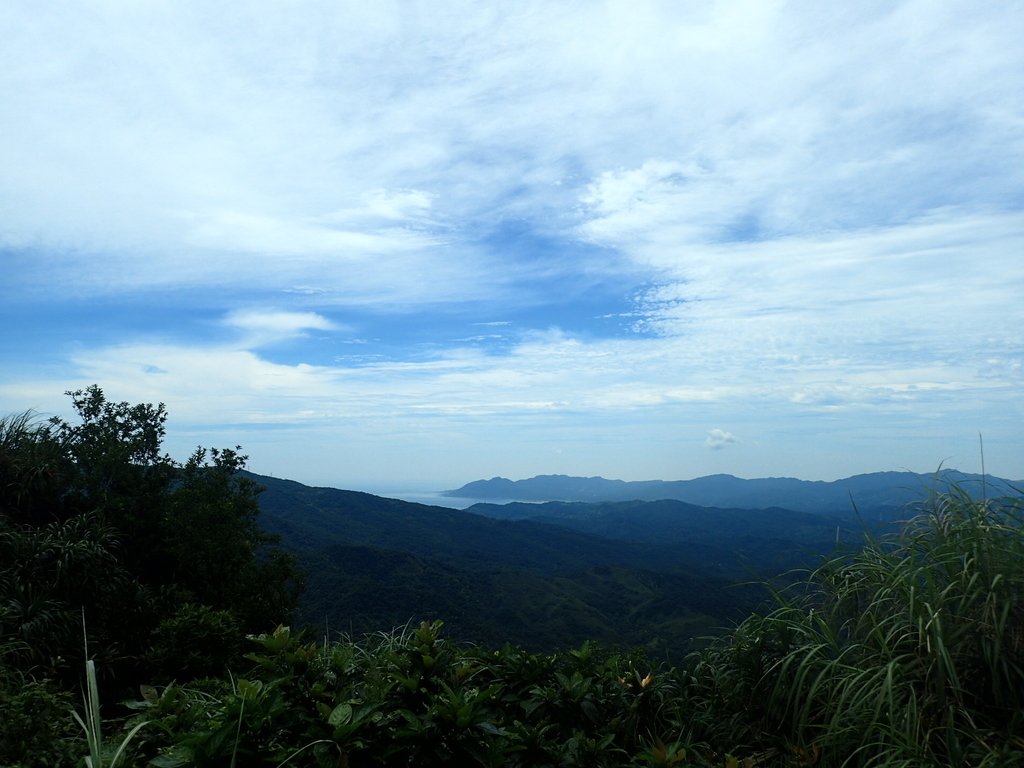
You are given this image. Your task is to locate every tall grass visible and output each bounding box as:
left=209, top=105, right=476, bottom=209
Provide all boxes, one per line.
left=689, top=487, right=1024, bottom=766
left=72, top=622, right=150, bottom=768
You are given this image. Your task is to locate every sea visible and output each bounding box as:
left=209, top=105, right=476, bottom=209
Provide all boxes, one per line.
left=354, top=489, right=523, bottom=510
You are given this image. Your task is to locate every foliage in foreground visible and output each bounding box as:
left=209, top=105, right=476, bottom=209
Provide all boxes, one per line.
left=32, top=487, right=1017, bottom=768
left=125, top=621, right=690, bottom=768
left=2, top=389, right=1023, bottom=765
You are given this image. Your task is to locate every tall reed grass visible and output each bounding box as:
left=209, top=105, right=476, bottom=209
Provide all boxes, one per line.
left=690, top=486, right=1024, bottom=766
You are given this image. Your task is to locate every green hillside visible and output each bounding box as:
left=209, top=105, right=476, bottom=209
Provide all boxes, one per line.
left=251, top=473, right=771, bottom=656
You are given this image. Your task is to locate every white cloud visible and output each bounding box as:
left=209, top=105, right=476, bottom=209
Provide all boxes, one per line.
left=64, top=343, right=344, bottom=426
left=591, top=210, right=1024, bottom=386
left=4, top=2, right=1022, bottom=305
left=224, top=310, right=340, bottom=346
left=706, top=429, right=737, bottom=450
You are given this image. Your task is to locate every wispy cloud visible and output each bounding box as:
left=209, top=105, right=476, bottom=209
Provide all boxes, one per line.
left=224, top=309, right=341, bottom=346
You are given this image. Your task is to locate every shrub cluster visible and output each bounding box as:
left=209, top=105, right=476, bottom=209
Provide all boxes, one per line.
left=128, top=621, right=689, bottom=767
left=0, top=388, right=300, bottom=692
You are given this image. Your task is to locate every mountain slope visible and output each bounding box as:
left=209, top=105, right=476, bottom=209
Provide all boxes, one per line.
left=464, top=498, right=887, bottom=575
left=296, top=543, right=760, bottom=656
left=245, top=472, right=915, bottom=655
left=252, top=472, right=690, bottom=573
left=246, top=472, right=790, bottom=654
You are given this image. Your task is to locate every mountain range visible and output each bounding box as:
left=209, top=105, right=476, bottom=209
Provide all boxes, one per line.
left=242, top=468, right=1024, bottom=659
left=444, top=469, right=1020, bottom=512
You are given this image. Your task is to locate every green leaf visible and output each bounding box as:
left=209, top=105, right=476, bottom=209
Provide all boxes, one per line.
left=149, top=753, right=192, bottom=768
left=328, top=702, right=353, bottom=727
left=476, top=721, right=509, bottom=737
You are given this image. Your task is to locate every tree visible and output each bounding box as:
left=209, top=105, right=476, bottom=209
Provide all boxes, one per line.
left=0, top=386, right=302, bottom=689
left=162, top=445, right=302, bottom=629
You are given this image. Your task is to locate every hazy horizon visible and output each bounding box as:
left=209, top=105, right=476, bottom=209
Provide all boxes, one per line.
left=300, top=463, right=1024, bottom=504
left=3, top=2, right=1022, bottom=487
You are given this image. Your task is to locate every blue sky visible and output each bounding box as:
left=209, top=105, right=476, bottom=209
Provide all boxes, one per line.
left=2, top=1, right=1022, bottom=490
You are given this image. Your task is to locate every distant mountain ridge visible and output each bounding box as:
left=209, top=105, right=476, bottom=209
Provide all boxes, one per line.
left=444, top=470, right=1021, bottom=513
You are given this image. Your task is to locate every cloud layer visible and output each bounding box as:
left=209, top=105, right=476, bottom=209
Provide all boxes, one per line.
left=2, top=1, right=1021, bottom=487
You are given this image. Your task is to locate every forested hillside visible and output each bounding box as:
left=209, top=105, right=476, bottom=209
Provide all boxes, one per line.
left=252, top=473, right=901, bottom=655
left=252, top=473, right=772, bottom=654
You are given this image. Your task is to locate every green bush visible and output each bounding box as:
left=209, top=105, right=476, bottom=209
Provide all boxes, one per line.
left=146, top=603, right=243, bottom=682
left=142, top=622, right=689, bottom=767
left=0, top=664, right=77, bottom=768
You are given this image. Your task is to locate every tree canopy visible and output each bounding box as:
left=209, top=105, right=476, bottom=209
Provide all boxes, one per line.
left=0, top=386, right=301, bottom=690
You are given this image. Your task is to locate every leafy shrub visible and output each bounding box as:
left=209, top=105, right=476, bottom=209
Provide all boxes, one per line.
left=0, top=663, right=78, bottom=768
left=146, top=603, right=242, bottom=682
left=143, top=622, right=690, bottom=767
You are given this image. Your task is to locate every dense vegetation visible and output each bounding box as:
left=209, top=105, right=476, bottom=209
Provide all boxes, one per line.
left=2, top=389, right=1022, bottom=766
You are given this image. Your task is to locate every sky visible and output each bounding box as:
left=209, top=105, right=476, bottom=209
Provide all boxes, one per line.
left=2, top=1, right=1022, bottom=491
